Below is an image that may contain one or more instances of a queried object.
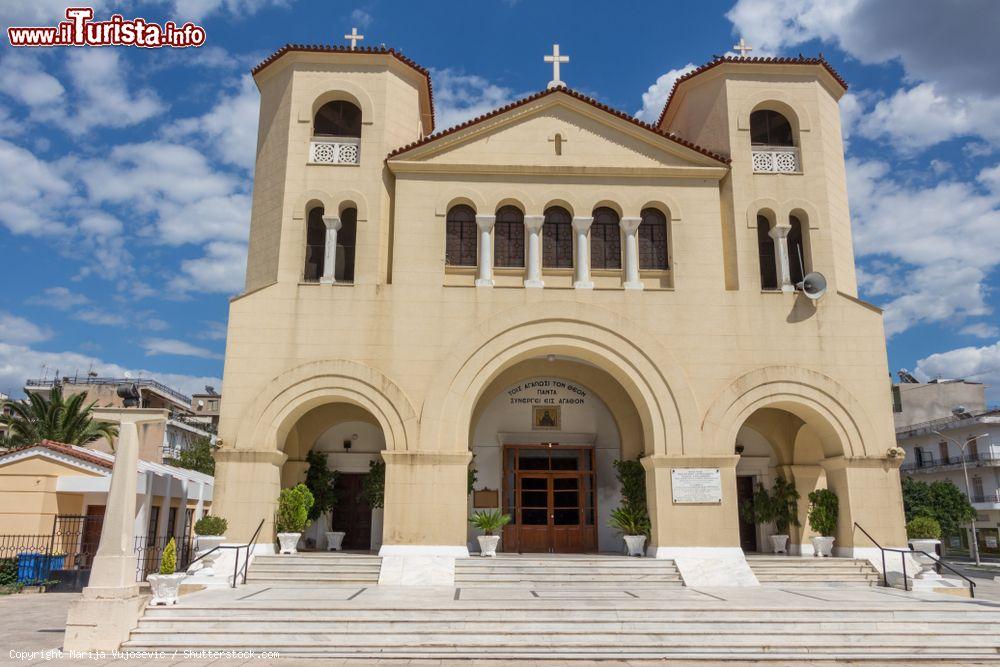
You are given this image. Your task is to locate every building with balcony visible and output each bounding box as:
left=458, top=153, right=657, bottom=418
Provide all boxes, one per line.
left=210, top=47, right=907, bottom=585
left=895, top=377, right=1000, bottom=558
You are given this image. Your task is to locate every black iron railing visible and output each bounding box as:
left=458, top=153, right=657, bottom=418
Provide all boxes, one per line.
left=853, top=522, right=976, bottom=598
left=134, top=534, right=195, bottom=582
left=186, top=519, right=265, bottom=588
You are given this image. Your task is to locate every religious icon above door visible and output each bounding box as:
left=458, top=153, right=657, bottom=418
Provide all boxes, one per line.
left=532, top=405, right=560, bottom=430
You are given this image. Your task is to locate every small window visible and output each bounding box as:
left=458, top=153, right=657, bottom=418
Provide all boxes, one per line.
left=756, top=215, right=777, bottom=290
left=968, top=437, right=979, bottom=461
left=891, top=386, right=902, bottom=413
left=590, top=207, right=621, bottom=270
left=494, top=206, right=524, bottom=268
left=638, top=208, right=669, bottom=270
left=337, top=207, right=357, bottom=282
left=938, top=441, right=949, bottom=464
left=542, top=206, right=573, bottom=269
left=445, top=205, right=477, bottom=267
left=750, top=110, right=794, bottom=146
left=314, top=100, right=362, bottom=137
left=304, top=206, right=326, bottom=282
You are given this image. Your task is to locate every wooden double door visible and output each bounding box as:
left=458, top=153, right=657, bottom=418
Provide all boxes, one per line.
left=330, top=473, right=373, bottom=551
left=502, top=445, right=597, bottom=553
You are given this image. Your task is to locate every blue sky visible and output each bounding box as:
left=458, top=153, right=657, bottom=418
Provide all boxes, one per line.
left=0, top=0, right=998, bottom=402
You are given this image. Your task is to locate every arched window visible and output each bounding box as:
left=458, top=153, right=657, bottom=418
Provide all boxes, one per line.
left=788, top=215, right=806, bottom=286
left=313, top=100, right=362, bottom=137
left=757, top=215, right=778, bottom=290
left=445, top=205, right=477, bottom=267
left=494, top=205, right=524, bottom=268
left=590, top=207, right=621, bottom=270
left=750, top=110, right=793, bottom=146
left=542, top=206, right=573, bottom=268
left=337, top=207, right=357, bottom=282
left=638, top=208, right=669, bottom=270
left=304, top=206, right=326, bottom=282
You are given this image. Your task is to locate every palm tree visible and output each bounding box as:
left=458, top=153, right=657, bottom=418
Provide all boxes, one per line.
left=0, top=387, right=118, bottom=449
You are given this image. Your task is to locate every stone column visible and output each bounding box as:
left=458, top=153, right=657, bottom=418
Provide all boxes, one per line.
left=475, top=215, right=495, bottom=287
left=210, top=449, right=287, bottom=542
left=820, top=456, right=908, bottom=555
left=64, top=409, right=169, bottom=651
left=789, top=464, right=824, bottom=555
left=641, top=454, right=758, bottom=586
left=156, top=473, right=173, bottom=544
left=572, top=216, right=594, bottom=289
left=768, top=224, right=795, bottom=292
left=319, top=215, right=341, bottom=285
left=523, top=215, right=544, bottom=288
left=620, top=216, right=643, bottom=290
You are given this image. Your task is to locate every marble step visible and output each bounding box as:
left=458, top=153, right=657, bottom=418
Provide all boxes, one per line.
left=455, top=565, right=679, bottom=573
left=249, top=564, right=382, bottom=574
left=455, top=572, right=681, bottom=580
left=244, top=576, right=379, bottom=584
left=251, top=556, right=382, bottom=565
left=456, top=558, right=669, bottom=566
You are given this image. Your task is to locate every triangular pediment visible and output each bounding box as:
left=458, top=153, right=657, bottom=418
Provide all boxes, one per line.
left=388, top=90, right=728, bottom=173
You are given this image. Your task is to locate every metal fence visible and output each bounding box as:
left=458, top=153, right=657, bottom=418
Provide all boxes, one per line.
left=135, top=534, right=194, bottom=581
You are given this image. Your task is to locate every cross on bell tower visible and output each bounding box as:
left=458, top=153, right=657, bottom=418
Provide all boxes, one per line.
left=344, top=27, right=365, bottom=50
left=544, top=44, right=569, bottom=89
left=732, top=38, right=753, bottom=58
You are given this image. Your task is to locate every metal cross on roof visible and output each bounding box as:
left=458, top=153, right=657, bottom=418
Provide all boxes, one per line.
left=544, top=44, right=569, bottom=89
left=344, top=27, right=365, bottom=50
left=733, top=38, right=753, bottom=58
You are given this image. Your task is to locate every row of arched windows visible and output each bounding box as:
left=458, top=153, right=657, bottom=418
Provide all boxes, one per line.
left=304, top=205, right=358, bottom=283
left=445, top=205, right=669, bottom=271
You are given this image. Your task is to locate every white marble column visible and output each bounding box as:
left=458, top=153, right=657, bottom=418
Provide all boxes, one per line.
left=621, top=216, right=643, bottom=290
left=320, top=215, right=341, bottom=285
left=475, top=214, right=495, bottom=287
left=572, top=216, right=594, bottom=289
left=523, top=215, right=544, bottom=288
left=156, top=473, right=173, bottom=544
left=768, top=224, right=795, bottom=293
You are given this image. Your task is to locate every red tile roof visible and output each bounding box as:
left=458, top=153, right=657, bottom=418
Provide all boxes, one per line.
left=656, top=55, right=849, bottom=128
left=387, top=86, right=730, bottom=165
left=252, top=44, right=436, bottom=133
left=3, top=440, right=112, bottom=470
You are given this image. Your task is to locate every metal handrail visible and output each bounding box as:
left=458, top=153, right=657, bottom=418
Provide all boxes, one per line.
left=187, top=518, right=265, bottom=589
left=853, top=522, right=976, bottom=598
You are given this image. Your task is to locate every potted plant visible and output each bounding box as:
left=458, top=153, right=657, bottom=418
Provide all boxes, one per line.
left=304, top=450, right=343, bottom=551
left=807, top=489, right=838, bottom=557
left=740, top=477, right=800, bottom=554
left=609, top=505, right=651, bottom=557
left=192, top=515, right=227, bottom=575
left=147, top=538, right=185, bottom=605
left=469, top=509, right=511, bottom=557
left=907, top=515, right=942, bottom=579
left=275, top=483, right=315, bottom=554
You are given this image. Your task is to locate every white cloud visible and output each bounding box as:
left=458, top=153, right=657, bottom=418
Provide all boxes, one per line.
left=78, top=212, right=123, bottom=237
left=0, top=138, right=72, bottom=236
left=915, top=341, right=1000, bottom=402
left=198, top=321, right=228, bottom=341
left=73, top=308, right=128, bottom=328
left=61, top=50, right=164, bottom=134
left=0, top=1, right=110, bottom=27
left=165, top=76, right=259, bottom=170
left=961, top=323, right=1000, bottom=339
left=635, top=64, right=696, bottom=124
left=848, top=157, right=1000, bottom=335
left=430, top=69, right=522, bottom=129
left=27, top=287, right=89, bottom=311
left=142, top=337, right=222, bottom=360
left=171, top=0, right=290, bottom=21
left=0, top=313, right=52, bottom=345
left=0, top=52, right=65, bottom=107
left=170, top=241, right=248, bottom=295
left=350, top=8, right=373, bottom=28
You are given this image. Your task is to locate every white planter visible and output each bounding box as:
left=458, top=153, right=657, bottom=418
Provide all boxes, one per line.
left=624, top=535, right=647, bottom=557
left=193, top=535, right=225, bottom=575
left=277, top=532, right=302, bottom=555
left=477, top=535, right=501, bottom=557
left=909, top=538, right=941, bottom=579
left=811, top=535, right=835, bottom=557
left=325, top=531, right=346, bottom=551
left=770, top=534, right=789, bottom=554
left=147, top=572, right=186, bottom=606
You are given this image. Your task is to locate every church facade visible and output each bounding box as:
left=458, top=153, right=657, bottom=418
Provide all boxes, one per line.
left=212, top=44, right=908, bottom=583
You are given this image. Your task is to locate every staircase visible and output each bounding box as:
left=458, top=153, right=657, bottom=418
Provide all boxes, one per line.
left=244, top=552, right=381, bottom=586
left=747, top=555, right=882, bottom=587
left=455, top=555, right=684, bottom=588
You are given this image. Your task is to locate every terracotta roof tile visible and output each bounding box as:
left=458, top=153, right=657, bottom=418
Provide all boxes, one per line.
left=387, top=86, right=730, bottom=165
left=656, top=55, right=849, bottom=128
left=252, top=44, right=435, bottom=133
left=4, top=440, right=113, bottom=470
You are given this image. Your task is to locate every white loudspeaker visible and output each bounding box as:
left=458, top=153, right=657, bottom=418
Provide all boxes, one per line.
left=798, top=272, right=827, bottom=300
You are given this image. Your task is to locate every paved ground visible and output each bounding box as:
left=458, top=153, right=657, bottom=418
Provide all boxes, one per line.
left=947, top=560, right=1000, bottom=601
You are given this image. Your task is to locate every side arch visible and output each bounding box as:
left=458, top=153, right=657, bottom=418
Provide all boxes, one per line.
left=419, top=302, right=701, bottom=457
left=236, top=359, right=419, bottom=456
left=737, top=91, right=812, bottom=134
left=702, top=366, right=879, bottom=460
left=436, top=191, right=488, bottom=216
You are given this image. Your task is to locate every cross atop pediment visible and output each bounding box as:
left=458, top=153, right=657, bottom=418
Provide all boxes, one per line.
left=345, top=27, right=364, bottom=50
left=544, top=44, right=569, bottom=89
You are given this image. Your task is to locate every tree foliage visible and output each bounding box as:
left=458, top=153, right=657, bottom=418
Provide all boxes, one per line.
left=304, top=450, right=339, bottom=522
left=275, top=484, right=314, bottom=533
left=159, top=538, right=177, bottom=575
left=741, top=476, right=801, bottom=533
left=165, top=436, right=215, bottom=475
left=807, top=489, right=839, bottom=537
left=362, top=458, right=385, bottom=509
left=611, top=457, right=650, bottom=537
left=0, top=387, right=117, bottom=449
left=901, top=477, right=975, bottom=537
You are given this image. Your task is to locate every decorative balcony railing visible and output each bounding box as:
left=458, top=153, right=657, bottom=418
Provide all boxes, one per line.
left=900, top=449, right=1000, bottom=472
left=751, top=146, right=800, bottom=173
left=309, top=137, right=360, bottom=165
left=971, top=490, right=1000, bottom=505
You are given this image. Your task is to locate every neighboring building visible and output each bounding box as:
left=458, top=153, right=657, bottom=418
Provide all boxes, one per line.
left=211, top=47, right=907, bottom=583
left=189, top=386, right=222, bottom=431
left=895, top=377, right=1000, bottom=558
left=23, top=377, right=215, bottom=463
left=0, top=392, right=11, bottom=440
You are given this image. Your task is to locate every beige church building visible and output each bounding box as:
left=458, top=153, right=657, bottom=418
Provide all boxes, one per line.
left=212, top=44, right=908, bottom=585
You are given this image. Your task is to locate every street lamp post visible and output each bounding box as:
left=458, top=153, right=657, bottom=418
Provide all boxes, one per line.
left=932, top=430, right=990, bottom=566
